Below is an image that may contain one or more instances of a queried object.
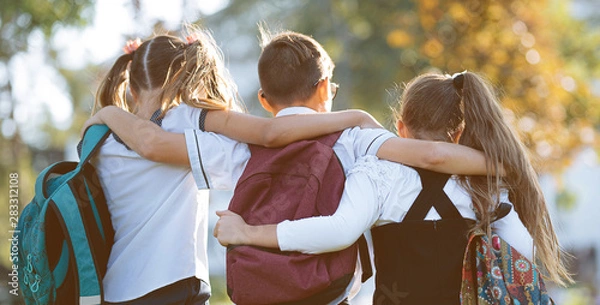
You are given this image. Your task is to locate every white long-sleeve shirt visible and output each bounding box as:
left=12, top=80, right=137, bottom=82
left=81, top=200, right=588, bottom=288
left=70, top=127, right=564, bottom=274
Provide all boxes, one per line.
left=277, top=156, right=534, bottom=261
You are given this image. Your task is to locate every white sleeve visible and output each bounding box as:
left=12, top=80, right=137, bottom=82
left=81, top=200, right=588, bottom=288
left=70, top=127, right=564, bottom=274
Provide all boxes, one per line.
left=340, top=127, right=396, bottom=158
left=184, top=129, right=250, bottom=190
left=491, top=202, right=534, bottom=261
left=277, top=171, right=380, bottom=254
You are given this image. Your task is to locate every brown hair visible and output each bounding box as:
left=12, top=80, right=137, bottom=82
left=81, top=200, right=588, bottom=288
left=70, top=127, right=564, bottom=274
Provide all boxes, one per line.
left=257, top=27, right=334, bottom=106
left=397, top=72, right=572, bottom=286
left=94, top=26, right=240, bottom=116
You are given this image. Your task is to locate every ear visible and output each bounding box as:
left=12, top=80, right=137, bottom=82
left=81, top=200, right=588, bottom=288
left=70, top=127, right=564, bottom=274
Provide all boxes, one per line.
left=316, top=78, right=330, bottom=103
left=257, top=89, right=273, bottom=113
left=130, top=88, right=139, bottom=103
left=396, top=119, right=409, bottom=138
left=451, top=128, right=464, bottom=144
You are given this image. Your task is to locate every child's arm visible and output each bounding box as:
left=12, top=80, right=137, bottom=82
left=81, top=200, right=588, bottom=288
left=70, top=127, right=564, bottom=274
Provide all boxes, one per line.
left=214, top=171, right=379, bottom=254
left=376, top=137, right=503, bottom=176
left=81, top=106, right=190, bottom=164
left=213, top=210, right=279, bottom=248
left=206, top=110, right=382, bottom=148
left=82, top=106, right=382, bottom=166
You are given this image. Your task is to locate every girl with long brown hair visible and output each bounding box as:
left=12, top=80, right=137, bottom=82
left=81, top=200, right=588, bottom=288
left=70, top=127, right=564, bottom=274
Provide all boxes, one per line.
left=214, top=71, right=572, bottom=304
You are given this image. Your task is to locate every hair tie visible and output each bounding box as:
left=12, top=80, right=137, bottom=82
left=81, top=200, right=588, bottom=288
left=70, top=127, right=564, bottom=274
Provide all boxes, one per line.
left=123, top=38, right=142, bottom=55
left=452, top=71, right=466, bottom=91
left=185, top=34, right=199, bottom=45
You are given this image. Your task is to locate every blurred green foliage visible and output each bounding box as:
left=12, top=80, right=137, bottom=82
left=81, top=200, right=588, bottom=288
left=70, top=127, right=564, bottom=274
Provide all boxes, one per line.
left=209, top=0, right=600, bottom=172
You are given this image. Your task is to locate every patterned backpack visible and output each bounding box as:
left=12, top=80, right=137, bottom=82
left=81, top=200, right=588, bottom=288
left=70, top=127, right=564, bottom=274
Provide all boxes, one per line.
left=460, top=204, right=554, bottom=305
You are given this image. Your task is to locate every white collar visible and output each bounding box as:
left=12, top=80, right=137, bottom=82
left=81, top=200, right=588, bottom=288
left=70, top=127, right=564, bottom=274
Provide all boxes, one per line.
left=275, top=106, right=317, bottom=117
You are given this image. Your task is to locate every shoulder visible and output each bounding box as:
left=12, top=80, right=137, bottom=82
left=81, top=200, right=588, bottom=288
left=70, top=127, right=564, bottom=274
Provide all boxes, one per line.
left=340, top=127, right=395, bottom=142
left=338, top=127, right=396, bottom=157
left=162, top=104, right=203, bottom=131
left=349, top=156, right=419, bottom=197
left=349, top=155, right=417, bottom=179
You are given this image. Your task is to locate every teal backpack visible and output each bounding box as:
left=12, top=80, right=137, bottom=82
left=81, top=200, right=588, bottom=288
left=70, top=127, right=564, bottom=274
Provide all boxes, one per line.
left=17, top=125, right=114, bottom=305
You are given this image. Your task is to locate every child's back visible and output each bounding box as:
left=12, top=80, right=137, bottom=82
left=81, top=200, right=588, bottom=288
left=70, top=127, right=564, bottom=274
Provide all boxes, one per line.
left=96, top=103, right=209, bottom=302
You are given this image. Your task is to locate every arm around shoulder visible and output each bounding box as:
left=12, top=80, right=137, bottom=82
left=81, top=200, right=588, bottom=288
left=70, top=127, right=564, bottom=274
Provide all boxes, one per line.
left=376, top=137, right=503, bottom=175
left=205, top=109, right=383, bottom=148
left=83, top=106, right=189, bottom=165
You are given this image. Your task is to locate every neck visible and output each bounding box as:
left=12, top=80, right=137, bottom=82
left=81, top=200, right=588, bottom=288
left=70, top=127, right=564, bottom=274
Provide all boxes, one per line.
left=133, top=89, right=162, bottom=119
left=270, top=97, right=328, bottom=116
left=411, top=130, right=458, bottom=143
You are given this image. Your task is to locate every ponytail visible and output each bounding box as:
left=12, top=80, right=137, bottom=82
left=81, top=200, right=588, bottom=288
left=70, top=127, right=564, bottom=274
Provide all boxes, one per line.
left=458, top=72, right=572, bottom=286
left=158, top=28, right=239, bottom=117
left=93, top=26, right=241, bottom=120
left=93, top=53, right=133, bottom=114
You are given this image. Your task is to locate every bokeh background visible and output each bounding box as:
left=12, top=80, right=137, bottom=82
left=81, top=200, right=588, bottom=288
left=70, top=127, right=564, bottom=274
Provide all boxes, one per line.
left=1, top=0, right=599, bottom=304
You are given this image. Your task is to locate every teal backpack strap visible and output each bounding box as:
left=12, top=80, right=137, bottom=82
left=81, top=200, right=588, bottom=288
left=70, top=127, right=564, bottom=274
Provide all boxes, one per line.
left=51, top=196, right=102, bottom=304
left=53, top=124, right=110, bottom=304
left=79, top=124, right=111, bottom=167
left=34, top=125, right=109, bottom=203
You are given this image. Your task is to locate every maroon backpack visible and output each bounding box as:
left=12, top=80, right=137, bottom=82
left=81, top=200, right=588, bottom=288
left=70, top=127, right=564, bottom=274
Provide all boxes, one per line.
left=226, top=131, right=357, bottom=305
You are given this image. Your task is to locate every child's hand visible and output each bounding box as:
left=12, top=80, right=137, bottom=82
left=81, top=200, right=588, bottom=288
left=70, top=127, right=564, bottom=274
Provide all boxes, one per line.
left=81, top=111, right=106, bottom=137
left=214, top=210, right=249, bottom=246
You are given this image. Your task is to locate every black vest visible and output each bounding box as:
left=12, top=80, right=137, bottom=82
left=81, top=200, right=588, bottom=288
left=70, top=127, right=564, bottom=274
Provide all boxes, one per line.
left=370, top=167, right=475, bottom=305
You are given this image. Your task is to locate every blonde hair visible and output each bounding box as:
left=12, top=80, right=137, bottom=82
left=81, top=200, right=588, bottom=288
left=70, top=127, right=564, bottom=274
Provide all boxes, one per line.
left=94, top=25, right=241, bottom=116
left=397, top=72, right=572, bottom=286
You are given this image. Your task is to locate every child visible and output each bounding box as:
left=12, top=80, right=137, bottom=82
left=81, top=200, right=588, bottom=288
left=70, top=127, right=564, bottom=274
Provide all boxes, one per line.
left=85, top=29, right=493, bottom=304
left=90, top=27, right=385, bottom=305
left=214, top=72, right=573, bottom=304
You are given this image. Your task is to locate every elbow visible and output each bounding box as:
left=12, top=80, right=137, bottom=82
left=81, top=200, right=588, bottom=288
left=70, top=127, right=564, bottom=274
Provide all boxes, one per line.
left=317, top=231, right=364, bottom=254
left=326, top=235, right=361, bottom=254
left=335, top=236, right=360, bottom=252
left=137, top=139, right=161, bottom=162
left=261, top=129, right=281, bottom=148
left=419, top=144, right=446, bottom=169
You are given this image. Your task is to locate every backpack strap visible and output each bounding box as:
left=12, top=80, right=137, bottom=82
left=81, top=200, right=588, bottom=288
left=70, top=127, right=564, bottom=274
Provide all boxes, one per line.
left=404, top=167, right=461, bottom=221
left=55, top=124, right=110, bottom=304
left=316, top=131, right=343, bottom=148
left=50, top=194, right=103, bottom=305
left=492, top=202, right=512, bottom=222
left=78, top=124, right=111, bottom=168
left=358, top=235, right=373, bottom=282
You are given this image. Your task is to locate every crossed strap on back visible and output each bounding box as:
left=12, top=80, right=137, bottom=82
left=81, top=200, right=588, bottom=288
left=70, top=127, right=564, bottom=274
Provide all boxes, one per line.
left=404, top=167, right=462, bottom=221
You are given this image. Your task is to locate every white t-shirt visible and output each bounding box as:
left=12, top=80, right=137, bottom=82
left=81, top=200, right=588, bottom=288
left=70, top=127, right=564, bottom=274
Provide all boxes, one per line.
left=277, top=156, right=534, bottom=261
left=183, top=106, right=396, bottom=304
left=93, top=103, right=210, bottom=302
